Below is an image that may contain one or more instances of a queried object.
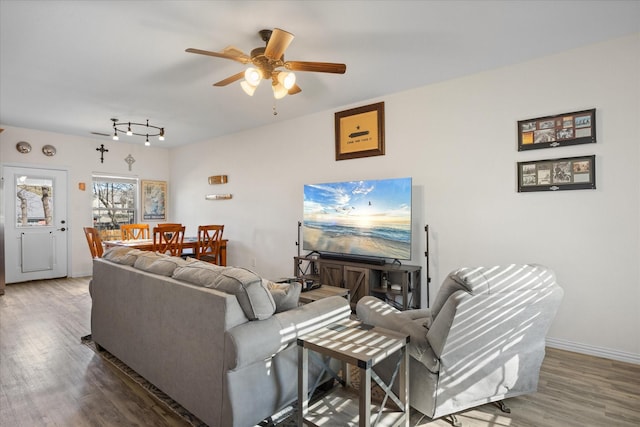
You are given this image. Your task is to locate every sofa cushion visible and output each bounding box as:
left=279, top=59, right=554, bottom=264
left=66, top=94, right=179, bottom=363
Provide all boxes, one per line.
left=172, top=261, right=226, bottom=287
left=213, top=268, right=276, bottom=320
left=133, top=252, right=191, bottom=276
left=102, top=246, right=139, bottom=266
left=133, top=252, right=164, bottom=270
left=264, top=279, right=301, bottom=313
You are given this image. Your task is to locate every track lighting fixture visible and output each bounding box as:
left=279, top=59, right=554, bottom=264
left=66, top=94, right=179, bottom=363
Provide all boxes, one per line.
left=111, top=118, right=165, bottom=146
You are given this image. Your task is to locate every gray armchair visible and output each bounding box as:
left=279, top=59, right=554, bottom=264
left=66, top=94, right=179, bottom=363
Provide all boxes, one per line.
left=356, top=264, right=563, bottom=425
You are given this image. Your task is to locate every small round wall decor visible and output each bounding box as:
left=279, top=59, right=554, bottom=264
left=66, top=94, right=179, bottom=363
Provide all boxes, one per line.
left=16, top=141, right=32, bottom=153
left=42, top=145, right=57, bottom=156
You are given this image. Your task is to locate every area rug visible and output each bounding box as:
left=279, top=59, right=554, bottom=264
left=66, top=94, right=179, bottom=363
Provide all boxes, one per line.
left=80, top=334, right=321, bottom=426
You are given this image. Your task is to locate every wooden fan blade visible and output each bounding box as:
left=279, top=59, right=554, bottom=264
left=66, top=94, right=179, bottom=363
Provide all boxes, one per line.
left=185, top=48, right=251, bottom=64
left=284, top=61, right=346, bottom=74
left=222, top=45, right=250, bottom=61
left=264, top=28, right=294, bottom=60
left=288, top=84, right=302, bottom=95
left=213, top=71, right=245, bottom=87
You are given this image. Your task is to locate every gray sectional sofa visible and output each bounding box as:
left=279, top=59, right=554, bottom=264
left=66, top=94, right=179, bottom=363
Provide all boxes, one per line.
left=90, top=248, right=352, bottom=427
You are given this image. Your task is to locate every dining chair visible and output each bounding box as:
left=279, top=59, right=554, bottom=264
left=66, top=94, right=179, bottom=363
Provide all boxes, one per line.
left=195, top=225, right=224, bottom=264
left=83, top=226, right=104, bottom=258
left=120, top=223, right=150, bottom=240
left=152, top=224, right=186, bottom=256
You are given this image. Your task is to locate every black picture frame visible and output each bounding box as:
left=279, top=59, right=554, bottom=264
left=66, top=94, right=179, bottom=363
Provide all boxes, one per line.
left=517, top=109, right=596, bottom=151
left=517, top=155, right=596, bottom=192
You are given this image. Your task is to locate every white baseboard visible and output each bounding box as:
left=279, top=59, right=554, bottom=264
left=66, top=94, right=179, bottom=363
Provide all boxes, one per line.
left=71, top=271, right=93, bottom=279
left=546, top=337, right=640, bottom=365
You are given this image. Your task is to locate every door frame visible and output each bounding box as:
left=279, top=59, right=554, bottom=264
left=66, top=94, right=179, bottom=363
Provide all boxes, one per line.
left=1, top=163, right=71, bottom=285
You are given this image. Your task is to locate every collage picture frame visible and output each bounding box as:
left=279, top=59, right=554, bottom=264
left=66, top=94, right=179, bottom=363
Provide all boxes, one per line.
left=517, top=155, right=596, bottom=192
left=517, top=108, right=596, bottom=151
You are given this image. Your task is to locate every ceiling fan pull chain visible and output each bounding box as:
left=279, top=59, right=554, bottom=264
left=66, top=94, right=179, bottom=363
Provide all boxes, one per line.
left=273, top=101, right=278, bottom=116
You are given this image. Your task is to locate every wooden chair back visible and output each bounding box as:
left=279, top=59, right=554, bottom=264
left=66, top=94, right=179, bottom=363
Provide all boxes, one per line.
left=196, top=225, right=224, bottom=264
left=84, top=227, right=104, bottom=258
left=152, top=224, right=185, bottom=256
left=120, top=223, right=150, bottom=240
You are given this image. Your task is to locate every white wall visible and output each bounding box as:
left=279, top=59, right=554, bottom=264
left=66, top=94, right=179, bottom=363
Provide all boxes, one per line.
left=171, top=34, right=640, bottom=362
left=0, top=127, right=170, bottom=277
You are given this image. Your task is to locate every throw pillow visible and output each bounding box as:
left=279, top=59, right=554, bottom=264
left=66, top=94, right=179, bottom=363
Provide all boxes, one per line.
left=213, top=267, right=276, bottom=320
left=264, top=279, right=301, bottom=313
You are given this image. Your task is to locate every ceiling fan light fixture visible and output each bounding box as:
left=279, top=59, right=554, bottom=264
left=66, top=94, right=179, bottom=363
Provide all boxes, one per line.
left=186, top=27, right=346, bottom=103
left=277, top=71, right=296, bottom=90
left=244, top=67, right=262, bottom=86
left=272, top=82, right=288, bottom=100
left=241, top=80, right=257, bottom=96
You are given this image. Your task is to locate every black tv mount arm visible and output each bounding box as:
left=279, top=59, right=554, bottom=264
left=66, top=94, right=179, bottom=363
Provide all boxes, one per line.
left=425, top=224, right=431, bottom=307
left=296, top=221, right=301, bottom=258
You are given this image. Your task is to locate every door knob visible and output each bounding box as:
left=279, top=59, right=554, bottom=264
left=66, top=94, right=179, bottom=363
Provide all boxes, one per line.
left=58, top=227, right=66, bottom=232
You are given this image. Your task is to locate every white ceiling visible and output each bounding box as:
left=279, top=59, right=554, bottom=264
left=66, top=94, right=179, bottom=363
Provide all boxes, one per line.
left=1, top=1, right=638, bottom=148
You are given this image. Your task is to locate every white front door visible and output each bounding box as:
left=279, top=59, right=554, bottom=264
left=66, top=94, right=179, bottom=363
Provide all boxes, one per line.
left=2, top=165, right=68, bottom=283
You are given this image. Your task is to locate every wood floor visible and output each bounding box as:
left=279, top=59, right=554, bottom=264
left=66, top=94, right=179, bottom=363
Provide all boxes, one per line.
left=1, top=277, right=638, bottom=427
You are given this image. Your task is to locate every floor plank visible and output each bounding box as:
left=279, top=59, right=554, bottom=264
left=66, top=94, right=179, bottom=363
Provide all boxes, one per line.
left=1, top=277, right=638, bottom=426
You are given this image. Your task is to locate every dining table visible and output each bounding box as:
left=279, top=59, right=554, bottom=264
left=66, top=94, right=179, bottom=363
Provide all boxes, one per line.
left=103, top=237, right=227, bottom=266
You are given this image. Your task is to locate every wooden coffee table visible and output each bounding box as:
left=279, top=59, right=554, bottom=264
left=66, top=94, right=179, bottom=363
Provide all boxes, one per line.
left=298, top=284, right=350, bottom=305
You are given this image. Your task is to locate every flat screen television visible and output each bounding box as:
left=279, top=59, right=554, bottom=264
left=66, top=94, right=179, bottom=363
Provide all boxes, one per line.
left=303, top=177, right=412, bottom=261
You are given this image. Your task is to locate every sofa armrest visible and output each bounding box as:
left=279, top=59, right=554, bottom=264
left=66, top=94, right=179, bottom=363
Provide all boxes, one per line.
left=225, top=295, right=351, bottom=370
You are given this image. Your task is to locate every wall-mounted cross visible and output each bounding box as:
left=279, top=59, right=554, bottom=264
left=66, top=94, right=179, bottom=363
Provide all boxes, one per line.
left=96, top=144, right=109, bottom=163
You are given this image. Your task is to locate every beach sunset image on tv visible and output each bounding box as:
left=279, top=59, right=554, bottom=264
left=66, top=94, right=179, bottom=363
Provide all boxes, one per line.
left=303, top=177, right=412, bottom=260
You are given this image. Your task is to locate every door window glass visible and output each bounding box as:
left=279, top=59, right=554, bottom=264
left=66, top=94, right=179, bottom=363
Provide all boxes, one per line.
left=15, top=175, right=53, bottom=227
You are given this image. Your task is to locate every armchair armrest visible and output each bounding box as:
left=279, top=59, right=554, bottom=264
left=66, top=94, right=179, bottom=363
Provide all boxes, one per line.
left=356, top=296, right=439, bottom=373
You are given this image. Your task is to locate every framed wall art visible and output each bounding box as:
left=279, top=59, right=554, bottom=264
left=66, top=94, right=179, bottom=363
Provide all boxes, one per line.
left=517, top=108, right=596, bottom=151
left=335, top=101, right=385, bottom=161
left=517, top=155, right=595, bottom=192
left=141, top=180, right=167, bottom=220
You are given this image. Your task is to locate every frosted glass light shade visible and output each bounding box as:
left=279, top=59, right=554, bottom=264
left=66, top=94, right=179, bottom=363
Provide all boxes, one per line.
left=278, top=71, right=296, bottom=90
left=241, top=81, right=257, bottom=96
left=272, top=83, right=288, bottom=99
left=244, top=67, right=262, bottom=86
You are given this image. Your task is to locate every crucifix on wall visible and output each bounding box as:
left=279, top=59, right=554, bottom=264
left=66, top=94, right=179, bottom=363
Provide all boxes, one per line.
left=96, top=144, right=109, bottom=163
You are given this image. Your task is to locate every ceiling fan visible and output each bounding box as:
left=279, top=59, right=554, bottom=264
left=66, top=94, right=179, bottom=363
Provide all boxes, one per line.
left=186, top=28, right=346, bottom=99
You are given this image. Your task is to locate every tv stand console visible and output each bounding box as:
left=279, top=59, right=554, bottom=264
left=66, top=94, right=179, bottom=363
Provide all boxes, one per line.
left=294, top=256, right=422, bottom=310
